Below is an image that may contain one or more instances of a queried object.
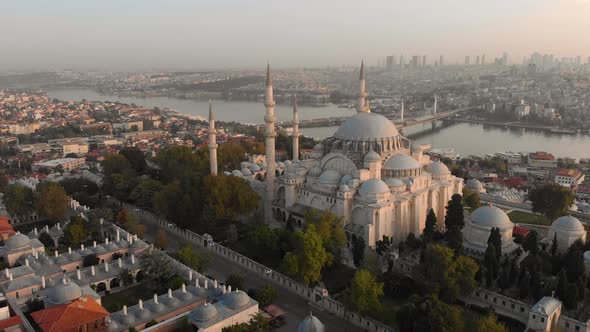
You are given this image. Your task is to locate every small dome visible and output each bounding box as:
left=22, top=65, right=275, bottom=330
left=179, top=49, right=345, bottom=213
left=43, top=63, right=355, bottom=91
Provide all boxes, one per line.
left=551, top=215, right=584, bottom=233
left=309, top=166, right=322, bottom=177
left=385, top=178, right=405, bottom=187
left=149, top=301, right=166, bottom=313
left=178, top=291, right=193, bottom=301
left=383, top=154, right=421, bottom=170
left=250, top=164, right=261, bottom=171
left=427, top=161, right=451, bottom=175
left=339, top=183, right=351, bottom=192
left=231, top=170, right=243, bottom=176
left=134, top=307, right=152, bottom=321
left=191, top=303, right=218, bottom=322
left=223, top=290, right=250, bottom=309
left=466, top=179, right=483, bottom=191
left=107, top=319, right=119, bottom=330
left=284, top=160, right=293, bottom=167
left=5, top=233, right=32, bottom=251
left=318, top=169, right=342, bottom=186
left=120, top=314, right=135, bottom=326
left=241, top=168, right=253, bottom=175
left=364, top=151, right=380, bottom=162
left=471, top=206, right=513, bottom=229
left=359, top=178, right=390, bottom=195
left=298, top=313, right=325, bottom=332
left=340, top=174, right=353, bottom=185
left=48, top=278, right=83, bottom=304
left=348, top=179, right=360, bottom=189
left=278, top=161, right=286, bottom=168
left=312, top=143, right=324, bottom=153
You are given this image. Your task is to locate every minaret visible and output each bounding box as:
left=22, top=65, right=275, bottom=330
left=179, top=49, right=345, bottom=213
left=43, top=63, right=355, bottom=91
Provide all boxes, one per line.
left=264, top=64, right=276, bottom=223
left=292, top=96, right=300, bottom=161
left=433, top=94, right=437, bottom=115
left=208, top=100, right=218, bottom=176
left=401, top=100, right=405, bottom=123
left=359, top=61, right=368, bottom=113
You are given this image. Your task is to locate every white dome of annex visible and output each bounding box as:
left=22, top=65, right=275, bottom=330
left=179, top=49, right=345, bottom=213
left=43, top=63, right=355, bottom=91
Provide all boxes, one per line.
left=385, top=178, right=405, bottom=187
left=223, top=290, right=250, bottom=309
left=298, top=313, right=325, bottom=332
left=463, top=205, right=518, bottom=255
left=5, top=233, right=32, bottom=251
left=548, top=215, right=586, bottom=254
left=364, top=151, right=381, bottom=162
left=334, top=112, right=399, bottom=142
left=471, top=206, right=513, bottom=229
left=190, top=303, right=218, bottom=322
left=465, top=179, right=485, bottom=193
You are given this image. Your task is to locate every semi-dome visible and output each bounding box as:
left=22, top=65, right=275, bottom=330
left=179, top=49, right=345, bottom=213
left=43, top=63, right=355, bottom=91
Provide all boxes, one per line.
left=223, top=290, right=250, bottom=309
left=340, top=174, right=353, bottom=185
left=359, top=178, right=390, bottom=195
left=385, top=178, right=405, bottom=187
left=5, top=233, right=32, bottom=251
left=427, top=161, right=451, bottom=175
left=48, top=278, right=82, bottom=304
left=334, top=112, right=399, bottom=141
left=465, top=179, right=484, bottom=192
left=364, top=151, right=381, bottom=162
left=191, top=303, right=218, bottom=322
left=309, top=166, right=322, bottom=177
left=383, top=154, right=421, bottom=170
left=241, top=168, right=253, bottom=175
left=551, top=215, right=584, bottom=233
left=312, top=143, right=324, bottom=152
left=231, top=170, right=243, bottom=176
left=471, top=206, right=513, bottom=229
left=298, top=313, right=325, bottom=332
left=318, top=169, right=342, bottom=186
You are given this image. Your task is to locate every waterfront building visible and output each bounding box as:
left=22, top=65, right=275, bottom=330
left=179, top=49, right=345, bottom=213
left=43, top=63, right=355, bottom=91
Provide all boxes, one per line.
left=232, top=63, right=464, bottom=247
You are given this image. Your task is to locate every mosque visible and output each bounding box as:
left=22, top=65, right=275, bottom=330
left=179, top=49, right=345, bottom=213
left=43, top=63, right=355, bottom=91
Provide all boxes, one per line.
left=210, top=63, right=464, bottom=247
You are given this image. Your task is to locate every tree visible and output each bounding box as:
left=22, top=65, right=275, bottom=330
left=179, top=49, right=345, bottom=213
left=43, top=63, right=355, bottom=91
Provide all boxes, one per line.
left=4, top=183, right=35, bottom=220
left=116, top=209, right=137, bottom=229
left=35, top=182, right=68, bottom=221
left=145, top=320, right=158, bottom=328
left=154, top=229, right=168, bottom=249
left=64, top=215, right=88, bottom=246
left=83, top=254, right=99, bottom=267
left=444, top=194, right=464, bottom=230
left=487, top=227, right=502, bottom=260
left=484, top=243, right=499, bottom=287
left=304, top=210, right=347, bottom=254
left=361, top=249, right=382, bottom=277
left=475, top=314, right=509, bottom=332
left=413, top=244, right=478, bottom=303
left=226, top=224, right=238, bottom=245
left=225, top=273, right=244, bottom=290
left=129, top=178, right=162, bottom=209
left=523, top=230, right=539, bottom=255
left=217, top=142, right=247, bottom=171
left=203, top=175, right=260, bottom=221
left=119, top=147, right=147, bottom=174
left=375, top=236, right=391, bottom=256
left=556, top=269, right=568, bottom=301
left=176, top=244, right=209, bottom=273
left=463, top=189, right=481, bottom=208
left=397, top=294, right=464, bottom=332
left=38, top=232, right=54, bottom=248
left=529, top=184, right=575, bottom=220
left=352, top=236, right=366, bottom=267
left=248, top=284, right=277, bottom=307
left=345, top=269, right=384, bottom=315
left=140, top=250, right=173, bottom=284
left=59, top=178, right=98, bottom=196
left=102, top=153, right=133, bottom=177
left=0, top=171, right=8, bottom=193
left=446, top=225, right=464, bottom=254
left=423, top=209, right=438, bottom=242
left=282, top=224, right=332, bottom=285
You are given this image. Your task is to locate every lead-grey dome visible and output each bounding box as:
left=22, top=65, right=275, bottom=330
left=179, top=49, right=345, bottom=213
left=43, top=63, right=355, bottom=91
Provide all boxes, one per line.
left=298, top=313, right=325, bottom=332
left=383, top=154, right=421, bottom=170
left=359, top=178, right=390, bottom=195
left=471, top=206, right=513, bottom=229
left=551, top=215, right=584, bottom=233
left=334, top=112, right=399, bottom=141
left=5, top=233, right=32, bottom=251
left=191, top=303, right=218, bottom=322
left=466, top=179, right=483, bottom=191
left=309, top=166, right=322, bottom=177
left=364, top=151, right=381, bottom=162
left=385, top=178, right=405, bottom=187
left=223, top=290, right=250, bottom=309
left=48, top=278, right=83, bottom=304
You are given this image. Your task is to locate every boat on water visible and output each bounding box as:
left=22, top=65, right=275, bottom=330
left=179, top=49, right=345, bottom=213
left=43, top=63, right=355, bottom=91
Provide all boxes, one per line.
left=549, top=128, right=577, bottom=135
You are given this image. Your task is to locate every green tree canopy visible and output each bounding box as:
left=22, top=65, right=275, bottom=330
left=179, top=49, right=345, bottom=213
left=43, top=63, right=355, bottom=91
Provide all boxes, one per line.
left=203, top=175, right=260, bottom=221
left=475, top=314, right=509, bottom=332
left=35, top=182, right=68, bottom=221
left=176, top=244, right=209, bottom=273
left=444, top=194, right=464, bottom=230
left=64, top=215, right=88, bottom=246
left=282, top=224, right=333, bottom=285
left=304, top=209, right=346, bottom=253
left=119, top=147, right=147, bottom=174
left=423, top=208, right=438, bottom=242
left=129, top=178, right=163, bottom=209
left=345, top=269, right=384, bottom=315
left=397, top=294, right=464, bottom=332
left=217, top=142, right=247, bottom=172
left=4, top=183, right=35, bottom=220
left=529, top=183, right=574, bottom=220
left=487, top=227, right=502, bottom=260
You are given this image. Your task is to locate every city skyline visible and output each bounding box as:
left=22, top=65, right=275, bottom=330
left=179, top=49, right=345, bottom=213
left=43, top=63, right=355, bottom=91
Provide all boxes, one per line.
left=2, top=0, right=590, bottom=71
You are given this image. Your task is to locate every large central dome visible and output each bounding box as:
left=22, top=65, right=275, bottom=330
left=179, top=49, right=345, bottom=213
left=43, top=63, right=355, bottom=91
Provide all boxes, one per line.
left=334, top=112, right=399, bottom=141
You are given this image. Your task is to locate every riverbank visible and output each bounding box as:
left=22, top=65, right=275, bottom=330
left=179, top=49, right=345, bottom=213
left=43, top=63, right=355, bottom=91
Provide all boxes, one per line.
left=451, top=118, right=583, bottom=135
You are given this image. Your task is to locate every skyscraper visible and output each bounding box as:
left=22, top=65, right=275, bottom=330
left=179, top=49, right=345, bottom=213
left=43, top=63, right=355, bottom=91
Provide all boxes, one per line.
left=439, top=55, right=444, bottom=66
left=422, top=55, right=427, bottom=67
left=502, top=52, right=509, bottom=66
left=386, top=55, right=395, bottom=71
left=482, top=55, right=485, bottom=65
left=476, top=55, right=480, bottom=65
left=411, top=56, right=419, bottom=68
left=465, top=56, right=470, bottom=65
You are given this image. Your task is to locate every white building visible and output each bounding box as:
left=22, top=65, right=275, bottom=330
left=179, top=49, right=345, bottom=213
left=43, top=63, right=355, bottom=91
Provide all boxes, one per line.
left=547, top=215, right=586, bottom=253
left=554, top=169, right=585, bottom=189
left=463, top=205, right=519, bottom=255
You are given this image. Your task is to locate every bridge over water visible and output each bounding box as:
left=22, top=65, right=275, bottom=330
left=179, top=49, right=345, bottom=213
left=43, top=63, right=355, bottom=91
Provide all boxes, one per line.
left=289, top=106, right=481, bottom=129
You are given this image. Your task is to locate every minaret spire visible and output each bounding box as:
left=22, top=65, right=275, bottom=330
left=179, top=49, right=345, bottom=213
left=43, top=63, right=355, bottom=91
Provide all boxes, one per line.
left=358, top=60, right=368, bottom=113
left=264, top=64, right=276, bottom=223
left=208, top=99, right=218, bottom=176
left=433, top=94, right=438, bottom=115
left=292, top=95, right=300, bottom=161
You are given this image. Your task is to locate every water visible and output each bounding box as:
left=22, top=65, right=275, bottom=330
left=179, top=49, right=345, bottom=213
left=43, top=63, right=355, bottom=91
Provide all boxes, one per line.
left=45, top=88, right=590, bottom=159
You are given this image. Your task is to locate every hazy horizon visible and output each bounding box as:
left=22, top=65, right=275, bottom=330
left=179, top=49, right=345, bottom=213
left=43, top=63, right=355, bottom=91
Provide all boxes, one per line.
left=2, top=0, right=590, bottom=72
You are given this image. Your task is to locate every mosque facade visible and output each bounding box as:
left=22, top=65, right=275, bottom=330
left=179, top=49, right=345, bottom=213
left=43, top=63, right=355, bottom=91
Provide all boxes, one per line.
left=212, top=63, right=464, bottom=247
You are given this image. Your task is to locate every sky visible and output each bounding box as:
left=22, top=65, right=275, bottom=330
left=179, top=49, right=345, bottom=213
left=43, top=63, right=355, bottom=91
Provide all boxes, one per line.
left=1, top=0, right=590, bottom=71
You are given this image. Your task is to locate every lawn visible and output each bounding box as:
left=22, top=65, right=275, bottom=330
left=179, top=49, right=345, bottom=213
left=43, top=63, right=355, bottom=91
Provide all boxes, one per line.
left=101, top=283, right=159, bottom=312
left=507, top=210, right=550, bottom=226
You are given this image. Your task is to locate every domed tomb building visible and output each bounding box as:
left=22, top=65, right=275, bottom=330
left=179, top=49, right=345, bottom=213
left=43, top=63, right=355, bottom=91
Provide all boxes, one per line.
left=548, top=215, right=586, bottom=254
left=463, top=205, right=519, bottom=255
left=227, top=63, right=464, bottom=247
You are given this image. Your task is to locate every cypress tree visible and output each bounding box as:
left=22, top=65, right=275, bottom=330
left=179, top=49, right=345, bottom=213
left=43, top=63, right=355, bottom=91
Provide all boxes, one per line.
left=423, top=209, right=438, bottom=242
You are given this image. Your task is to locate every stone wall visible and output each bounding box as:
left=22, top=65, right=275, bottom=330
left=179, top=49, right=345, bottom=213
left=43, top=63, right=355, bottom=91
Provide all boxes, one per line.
left=114, top=199, right=394, bottom=332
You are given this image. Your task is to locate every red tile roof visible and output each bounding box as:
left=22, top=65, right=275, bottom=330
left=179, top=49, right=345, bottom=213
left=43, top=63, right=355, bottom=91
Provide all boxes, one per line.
left=31, top=296, right=109, bottom=332
left=0, top=315, right=22, bottom=330
left=0, top=217, right=16, bottom=236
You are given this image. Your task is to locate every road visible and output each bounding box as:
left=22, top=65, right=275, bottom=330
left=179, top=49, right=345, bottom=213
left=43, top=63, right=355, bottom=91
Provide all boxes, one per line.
left=138, top=215, right=365, bottom=332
